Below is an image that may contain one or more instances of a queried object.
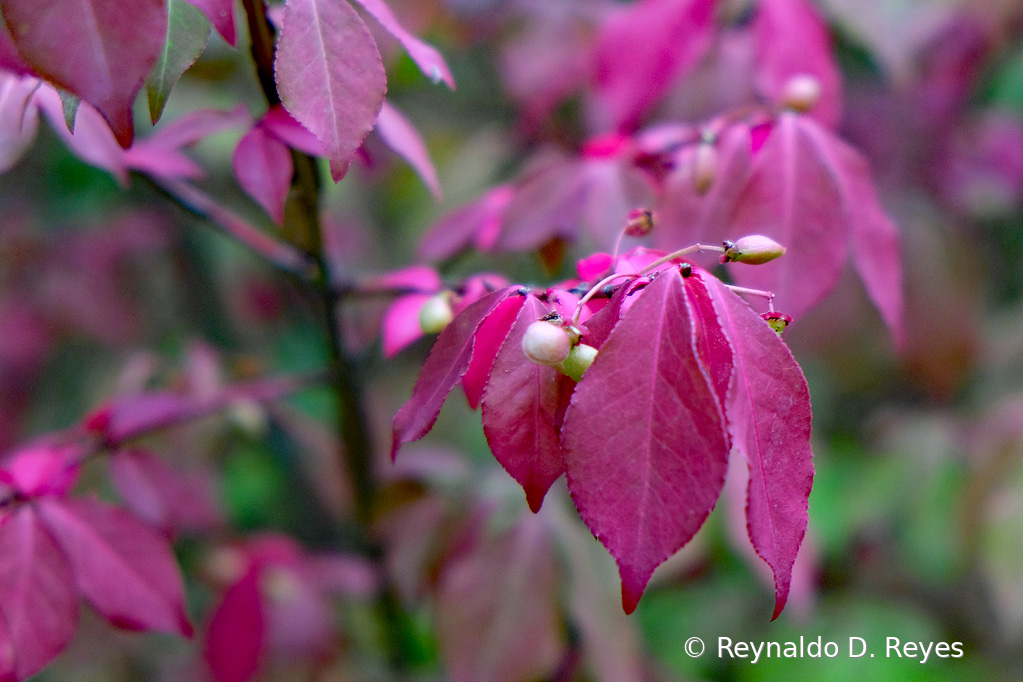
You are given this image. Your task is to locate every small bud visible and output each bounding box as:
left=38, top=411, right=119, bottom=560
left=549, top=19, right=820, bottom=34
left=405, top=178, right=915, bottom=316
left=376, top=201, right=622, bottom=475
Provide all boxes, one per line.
left=781, top=74, right=822, bottom=113
left=761, top=312, right=793, bottom=334
left=691, top=142, right=718, bottom=195
left=418, top=294, right=453, bottom=334
left=721, top=235, right=786, bottom=265
left=557, top=343, right=598, bottom=382
left=624, top=208, right=655, bottom=237
left=522, top=321, right=571, bottom=366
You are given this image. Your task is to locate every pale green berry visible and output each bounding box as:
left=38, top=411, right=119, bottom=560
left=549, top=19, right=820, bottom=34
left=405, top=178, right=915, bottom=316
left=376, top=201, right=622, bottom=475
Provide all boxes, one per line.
left=781, top=74, right=822, bottom=113
left=419, top=294, right=453, bottom=334
left=522, top=321, right=571, bottom=366
left=721, top=235, right=787, bottom=265
left=557, top=343, right=598, bottom=382
left=692, top=142, right=717, bottom=195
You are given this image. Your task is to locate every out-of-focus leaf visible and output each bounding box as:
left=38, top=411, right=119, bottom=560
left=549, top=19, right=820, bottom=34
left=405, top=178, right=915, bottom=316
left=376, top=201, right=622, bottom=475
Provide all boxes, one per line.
left=275, top=0, right=386, bottom=181
left=417, top=185, right=513, bottom=261
left=376, top=100, right=442, bottom=199
left=3, top=0, right=167, bottom=146
left=436, top=513, right=561, bottom=682
left=33, top=84, right=128, bottom=184
left=232, top=125, right=293, bottom=224
left=0, top=73, right=38, bottom=173
left=37, top=498, right=193, bottom=637
left=147, top=0, right=211, bottom=124
left=184, top=0, right=236, bottom=46
left=348, top=0, right=455, bottom=88
left=204, top=569, right=264, bottom=682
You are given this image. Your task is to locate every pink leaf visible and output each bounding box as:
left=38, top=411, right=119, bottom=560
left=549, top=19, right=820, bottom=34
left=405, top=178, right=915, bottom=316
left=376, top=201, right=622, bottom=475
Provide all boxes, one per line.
left=0, top=19, right=35, bottom=76
left=562, top=269, right=729, bottom=613
left=481, top=295, right=566, bottom=512
left=658, top=123, right=752, bottom=249
left=460, top=294, right=523, bottom=410
left=436, top=513, right=561, bottom=682
left=33, top=85, right=128, bottom=184
left=0, top=73, right=39, bottom=173
left=108, top=449, right=222, bottom=536
left=184, top=0, right=236, bottom=46
left=593, top=0, right=716, bottom=131
left=381, top=293, right=432, bottom=358
left=3, top=0, right=167, bottom=146
left=392, top=287, right=518, bottom=458
left=753, top=0, right=842, bottom=128
left=728, top=112, right=847, bottom=321
left=259, top=105, right=324, bottom=157
left=204, top=569, right=264, bottom=682
left=37, top=497, right=192, bottom=637
left=0, top=506, right=78, bottom=681
left=2, top=443, right=81, bottom=498
left=348, top=0, right=454, bottom=88
left=376, top=100, right=441, bottom=199
left=798, top=118, right=904, bottom=346
left=275, top=0, right=386, bottom=181
left=417, top=185, right=514, bottom=261
left=233, top=126, right=293, bottom=224
left=703, top=274, right=813, bottom=619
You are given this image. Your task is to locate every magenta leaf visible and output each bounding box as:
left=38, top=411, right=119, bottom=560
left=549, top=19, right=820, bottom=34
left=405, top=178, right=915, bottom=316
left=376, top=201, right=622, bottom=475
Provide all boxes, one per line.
left=381, top=293, right=433, bottom=359
left=0, top=15, right=34, bottom=76
left=0, top=73, right=39, bottom=174
left=753, top=0, right=843, bottom=128
left=685, top=271, right=733, bottom=409
left=481, top=295, right=565, bottom=512
left=376, top=100, right=442, bottom=199
left=185, top=0, right=236, bottom=46
left=392, top=287, right=518, bottom=457
left=3, top=0, right=167, bottom=146
left=728, top=112, right=847, bottom=321
left=0, top=506, right=78, bottom=681
left=259, top=105, right=324, bottom=157
left=233, top=125, right=293, bottom=224
left=461, top=294, right=523, bottom=410
left=658, top=123, right=752, bottom=249
left=33, top=84, right=128, bottom=184
left=417, top=185, right=514, bottom=261
left=108, top=448, right=222, bottom=536
left=146, top=0, right=212, bottom=124
left=348, top=0, right=455, bottom=89
left=703, top=274, right=813, bottom=619
left=562, top=269, right=729, bottom=613
left=37, top=497, right=192, bottom=637
left=593, top=0, right=716, bottom=131
left=275, top=0, right=386, bottom=181
left=204, top=569, right=264, bottom=682
left=436, top=513, right=561, bottom=682
left=2, top=443, right=81, bottom=498
left=798, top=117, right=904, bottom=345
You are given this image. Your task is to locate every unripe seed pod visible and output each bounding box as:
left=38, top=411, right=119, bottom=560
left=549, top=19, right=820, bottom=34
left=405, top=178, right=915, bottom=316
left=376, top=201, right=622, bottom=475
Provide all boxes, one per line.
left=522, top=321, right=571, bottom=366
left=418, top=294, right=453, bottom=334
left=691, top=142, right=718, bottom=195
left=557, top=343, right=598, bottom=382
left=781, top=74, right=822, bottom=113
left=761, top=311, right=793, bottom=334
left=624, top=208, right=655, bottom=237
left=721, top=235, right=786, bottom=264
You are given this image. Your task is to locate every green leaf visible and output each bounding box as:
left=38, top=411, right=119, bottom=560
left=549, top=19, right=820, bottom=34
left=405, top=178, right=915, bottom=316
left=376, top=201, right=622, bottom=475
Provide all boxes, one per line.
left=146, top=0, right=210, bottom=124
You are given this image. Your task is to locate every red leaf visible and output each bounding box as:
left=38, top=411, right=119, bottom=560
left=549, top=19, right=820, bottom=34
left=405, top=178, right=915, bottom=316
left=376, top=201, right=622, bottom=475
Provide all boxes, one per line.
left=204, top=569, right=264, bottom=682
left=798, top=117, right=904, bottom=346
left=753, top=0, right=842, bottom=128
left=232, top=126, right=293, bottom=224
left=108, top=449, right=222, bottom=536
left=2, top=443, right=80, bottom=498
left=703, top=274, right=813, bottom=619
left=0, top=19, right=34, bottom=76
left=376, top=100, right=442, bottom=199
left=562, top=269, right=729, bottom=613
left=593, top=0, right=716, bottom=131
left=275, top=0, right=386, bottom=181
left=436, top=513, right=561, bottom=682
left=392, top=287, right=518, bottom=458
left=3, top=0, right=167, bottom=146
left=728, top=112, right=847, bottom=321
left=185, top=0, right=236, bottom=46
left=37, top=498, right=192, bottom=637
left=481, top=296, right=565, bottom=512
left=460, top=294, right=523, bottom=410
left=0, top=73, right=39, bottom=174
left=348, top=0, right=454, bottom=89
left=0, top=506, right=78, bottom=681
left=685, top=271, right=733, bottom=409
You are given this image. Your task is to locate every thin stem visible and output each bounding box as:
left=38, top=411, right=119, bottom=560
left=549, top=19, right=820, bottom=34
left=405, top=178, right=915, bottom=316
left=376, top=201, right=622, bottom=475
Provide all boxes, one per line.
left=572, top=273, right=638, bottom=326
left=726, top=284, right=776, bottom=311
left=147, top=177, right=316, bottom=278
